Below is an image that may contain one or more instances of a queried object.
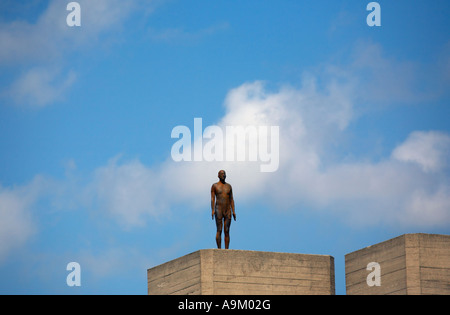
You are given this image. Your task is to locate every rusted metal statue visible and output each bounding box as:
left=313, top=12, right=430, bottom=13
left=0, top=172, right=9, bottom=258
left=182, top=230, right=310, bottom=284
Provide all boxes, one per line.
left=211, top=170, right=236, bottom=249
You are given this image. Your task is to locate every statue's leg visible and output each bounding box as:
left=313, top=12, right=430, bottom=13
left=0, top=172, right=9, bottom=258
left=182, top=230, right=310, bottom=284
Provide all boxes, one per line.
left=215, top=214, right=222, bottom=249
left=216, top=231, right=221, bottom=249
left=224, top=217, right=231, bottom=249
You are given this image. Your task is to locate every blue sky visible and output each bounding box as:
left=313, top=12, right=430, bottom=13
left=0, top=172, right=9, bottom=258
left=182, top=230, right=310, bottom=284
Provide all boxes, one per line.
left=0, top=0, right=449, bottom=295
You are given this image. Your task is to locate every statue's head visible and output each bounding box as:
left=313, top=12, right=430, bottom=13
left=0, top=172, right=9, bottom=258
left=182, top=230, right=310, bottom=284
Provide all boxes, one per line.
left=218, top=170, right=226, bottom=182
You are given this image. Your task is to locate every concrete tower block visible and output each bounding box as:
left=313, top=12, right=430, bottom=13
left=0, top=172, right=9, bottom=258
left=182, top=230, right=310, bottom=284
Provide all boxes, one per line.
left=345, top=233, right=450, bottom=295
left=147, top=249, right=335, bottom=295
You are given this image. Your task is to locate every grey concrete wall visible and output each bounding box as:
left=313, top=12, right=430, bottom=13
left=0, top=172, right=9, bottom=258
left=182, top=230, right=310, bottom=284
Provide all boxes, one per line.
left=345, top=234, right=408, bottom=295
left=345, top=233, right=450, bottom=295
left=413, top=233, right=450, bottom=295
left=147, top=251, right=202, bottom=295
left=207, top=250, right=335, bottom=295
left=148, top=249, right=335, bottom=295
left=147, top=233, right=448, bottom=295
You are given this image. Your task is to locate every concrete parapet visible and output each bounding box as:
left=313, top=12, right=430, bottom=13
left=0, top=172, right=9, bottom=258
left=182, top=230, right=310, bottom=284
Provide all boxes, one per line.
left=147, top=249, right=335, bottom=295
left=345, top=233, right=450, bottom=295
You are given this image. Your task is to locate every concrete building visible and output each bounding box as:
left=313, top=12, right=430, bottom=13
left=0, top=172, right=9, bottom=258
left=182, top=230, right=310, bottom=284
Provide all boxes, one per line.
left=147, top=249, right=335, bottom=295
left=345, top=233, right=450, bottom=295
left=147, top=233, right=449, bottom=295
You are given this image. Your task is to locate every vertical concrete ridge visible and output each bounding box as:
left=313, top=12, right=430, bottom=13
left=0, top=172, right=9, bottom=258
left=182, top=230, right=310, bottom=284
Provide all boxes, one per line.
left=404, top=234, right=421, bottom=295
left=199, top=249, right=214, bottom=295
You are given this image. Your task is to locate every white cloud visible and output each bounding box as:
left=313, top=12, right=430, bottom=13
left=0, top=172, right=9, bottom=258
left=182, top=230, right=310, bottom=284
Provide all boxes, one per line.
left=392, top=131, right=450, bottom=173
left=348, top=42, right=421, bottom=104
left=0, top=191, right=34, bottom=261
left=76, top=247, right=150, bottom=280
left=404, top=187, right=450, bottom=227
left=71, top=67, right=449, bottom=229
left=1, top=78, right=448, bottom=261
left=90, top=156, right=166, bottom=229
left=2, top=79, right=447, bottom=263
left=2, top=38, right=448, bottom=242
left=7, top=67, right=76, bottom=107
left=18, top=42, right=443, bottom=229
left=155, top=79, right=450, bottom=228
left=0, top=0, right=148, bottom=65
left=0, top=177, right=46, bottom=262
left=1, top=0, right=156, bottom=107
left=320, top=41, right=446, bottom=109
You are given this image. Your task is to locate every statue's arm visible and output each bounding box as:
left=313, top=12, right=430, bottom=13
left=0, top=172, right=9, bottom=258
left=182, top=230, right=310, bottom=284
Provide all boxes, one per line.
left=211, top=184, right=215, bottom=220
left=230, top=186, right=236, bottom=221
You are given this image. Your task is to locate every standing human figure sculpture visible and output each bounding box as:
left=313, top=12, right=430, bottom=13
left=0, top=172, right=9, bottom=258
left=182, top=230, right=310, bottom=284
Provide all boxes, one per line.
left=211, top=170, right=236, bottom=249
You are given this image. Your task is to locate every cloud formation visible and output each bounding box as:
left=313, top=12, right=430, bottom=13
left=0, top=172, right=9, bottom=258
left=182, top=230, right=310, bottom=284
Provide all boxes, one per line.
left=0, top=176, right=45, bottom=261
left=162, top=79, right=450, bottom=227
left=0, top=0, right=154, bottom=107
left=7, top=67, right=76, bottom=107
left=392, top=131, right=450, bottom=173
left=86, top=76, right=450, bottom=229
left=91, top=156, right=165, bottom=229
left=1, top=40, right=449, bottom=262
